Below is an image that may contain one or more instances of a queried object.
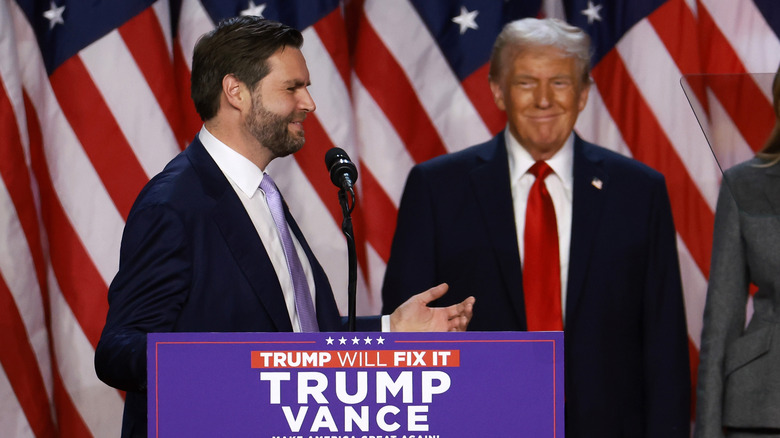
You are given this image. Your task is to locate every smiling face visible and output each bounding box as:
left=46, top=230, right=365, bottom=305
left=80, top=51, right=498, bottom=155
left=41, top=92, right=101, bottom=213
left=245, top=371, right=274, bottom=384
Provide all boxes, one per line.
left=245, top=47, right=315, bottom=158
left=490, top=45, right=590, bottom=160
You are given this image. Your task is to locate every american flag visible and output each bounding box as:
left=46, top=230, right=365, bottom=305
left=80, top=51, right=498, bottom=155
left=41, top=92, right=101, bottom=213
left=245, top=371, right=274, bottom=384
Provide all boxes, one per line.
left=1, top=0, right=778, bottom=436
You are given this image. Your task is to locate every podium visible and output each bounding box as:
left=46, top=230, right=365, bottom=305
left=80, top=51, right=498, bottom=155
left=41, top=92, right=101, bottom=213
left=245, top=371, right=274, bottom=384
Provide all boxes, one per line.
left=148, top=331, right=564, bottom=437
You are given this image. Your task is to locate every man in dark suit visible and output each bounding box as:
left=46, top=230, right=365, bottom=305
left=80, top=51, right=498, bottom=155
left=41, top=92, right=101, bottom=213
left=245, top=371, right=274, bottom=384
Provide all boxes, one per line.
left=381, top=17, right=690, bottom=437
left=95, top=16, right=474, bottom=438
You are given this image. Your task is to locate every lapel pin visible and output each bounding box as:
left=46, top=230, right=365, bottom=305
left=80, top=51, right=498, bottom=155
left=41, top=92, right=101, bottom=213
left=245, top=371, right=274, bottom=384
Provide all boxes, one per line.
left=591, top=177, right=603, bottom=190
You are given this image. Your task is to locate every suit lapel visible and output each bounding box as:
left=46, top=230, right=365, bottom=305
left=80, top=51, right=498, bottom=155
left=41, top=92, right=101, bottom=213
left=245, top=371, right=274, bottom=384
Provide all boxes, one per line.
left=566, top=136, right=609, bottom=323
left=469, top=135, right=527, bottom=328
left=186, top=138, right=294, bottom=332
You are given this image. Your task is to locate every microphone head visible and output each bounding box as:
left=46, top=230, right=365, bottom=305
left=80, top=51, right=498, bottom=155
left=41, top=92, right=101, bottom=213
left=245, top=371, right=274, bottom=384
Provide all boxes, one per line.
left=325, top=147, right=358, bottom=187
left=324, top=147, right=348, bottom=168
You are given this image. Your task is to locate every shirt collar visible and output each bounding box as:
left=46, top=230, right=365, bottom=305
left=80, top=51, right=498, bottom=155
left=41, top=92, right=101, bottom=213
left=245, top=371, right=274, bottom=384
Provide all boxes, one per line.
left=505, top=127, right=574, bottom=189
left=199, top=125, right=265, bottom=197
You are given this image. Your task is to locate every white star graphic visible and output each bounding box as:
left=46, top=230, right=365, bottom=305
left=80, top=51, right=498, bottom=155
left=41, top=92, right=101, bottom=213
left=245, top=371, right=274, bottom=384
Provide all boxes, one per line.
left=364, top=336, right=372, bottom=345
left=338, top=337, right=347, bottom=345
left=376, top=336, right=385, bottom=345
left=581, top=1, right=603, bottom=25
left=43, top=1, right=65, bottom=29
left=452, top=6, right=479, bottom=35
left=351, top=336, right=360, bottom=345
left=326, top=336, right=334, bottom=345
left=241, top=1, right=266, bottom=17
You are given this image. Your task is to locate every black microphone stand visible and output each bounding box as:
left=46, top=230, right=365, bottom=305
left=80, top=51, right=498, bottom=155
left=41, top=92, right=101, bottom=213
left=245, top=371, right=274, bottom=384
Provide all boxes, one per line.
left=338, top=186, right=358, bottom=331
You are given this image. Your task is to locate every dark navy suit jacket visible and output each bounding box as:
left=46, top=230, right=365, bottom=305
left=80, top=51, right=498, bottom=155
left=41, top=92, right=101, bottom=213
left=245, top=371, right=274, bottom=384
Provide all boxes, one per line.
left=95, top=136, right=378, bottom=437
left=382, top=134, right=690, bottom=437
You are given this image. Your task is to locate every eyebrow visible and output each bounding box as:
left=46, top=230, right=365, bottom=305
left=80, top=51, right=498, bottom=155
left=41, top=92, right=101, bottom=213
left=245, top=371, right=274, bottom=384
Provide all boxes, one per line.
left=283, top=79, right=311, bottom=88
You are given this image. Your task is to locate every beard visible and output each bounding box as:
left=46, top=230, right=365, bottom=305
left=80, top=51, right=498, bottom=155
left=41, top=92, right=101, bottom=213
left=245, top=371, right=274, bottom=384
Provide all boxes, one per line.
left=246, top=94, right=305, bottom=158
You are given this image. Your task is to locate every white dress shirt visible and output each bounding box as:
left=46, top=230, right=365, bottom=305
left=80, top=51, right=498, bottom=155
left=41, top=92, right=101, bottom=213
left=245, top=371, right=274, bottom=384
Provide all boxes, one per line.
left=199, top=126, right=316, bottom=332
left=506, top=129, right=574, bottom=321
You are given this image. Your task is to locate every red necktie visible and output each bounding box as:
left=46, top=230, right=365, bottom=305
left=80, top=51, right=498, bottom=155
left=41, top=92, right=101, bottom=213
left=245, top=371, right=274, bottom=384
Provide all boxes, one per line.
left=523, top=161, right=563, bottom=331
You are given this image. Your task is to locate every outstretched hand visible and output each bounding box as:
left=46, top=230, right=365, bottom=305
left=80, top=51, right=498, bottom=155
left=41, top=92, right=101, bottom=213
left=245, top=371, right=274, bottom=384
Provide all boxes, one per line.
left=389, top=283, right=475, bottom=332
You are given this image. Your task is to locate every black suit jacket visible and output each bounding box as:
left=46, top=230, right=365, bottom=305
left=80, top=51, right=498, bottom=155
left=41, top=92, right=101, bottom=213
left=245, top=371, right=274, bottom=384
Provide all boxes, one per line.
left=95, top=136, right=378, bottom=437
left=382, top=133, right=690, bottom=437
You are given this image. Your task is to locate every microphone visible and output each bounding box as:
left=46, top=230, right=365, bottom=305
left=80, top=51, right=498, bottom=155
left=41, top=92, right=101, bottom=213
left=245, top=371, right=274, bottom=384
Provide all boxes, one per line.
left=324, top=147, right=358, bottom=190
left=325, top=148, right=359, bottom=331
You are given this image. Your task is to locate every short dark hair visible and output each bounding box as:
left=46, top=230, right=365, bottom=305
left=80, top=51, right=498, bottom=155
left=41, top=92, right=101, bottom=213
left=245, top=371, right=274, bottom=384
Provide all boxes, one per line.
left=190, top=16, right=304, bottom=121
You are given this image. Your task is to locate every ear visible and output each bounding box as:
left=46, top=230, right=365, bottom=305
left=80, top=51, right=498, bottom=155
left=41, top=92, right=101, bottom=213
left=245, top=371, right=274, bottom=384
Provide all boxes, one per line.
left=489, top=80, right=506, bottom=111
left=222, top=74, right=249, bottom=111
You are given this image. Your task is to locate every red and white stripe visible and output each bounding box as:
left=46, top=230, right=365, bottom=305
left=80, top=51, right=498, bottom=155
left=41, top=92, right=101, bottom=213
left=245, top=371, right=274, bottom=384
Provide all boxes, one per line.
left=2, top=0, right=183, bottom=435
left=2, top=0, right=780, bottom=435
left=1, top=1, right=56, bottom=436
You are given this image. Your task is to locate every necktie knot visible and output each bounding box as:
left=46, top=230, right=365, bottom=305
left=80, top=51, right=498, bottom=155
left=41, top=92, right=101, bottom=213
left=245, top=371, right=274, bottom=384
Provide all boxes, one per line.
left=260, top=173, right=278, bottom=196
left=529, top=161, right=553, bottom=181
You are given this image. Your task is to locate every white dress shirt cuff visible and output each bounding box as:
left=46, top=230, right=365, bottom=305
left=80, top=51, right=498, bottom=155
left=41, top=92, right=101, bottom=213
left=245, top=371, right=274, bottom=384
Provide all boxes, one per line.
left=381, top=315, right=391, bottom=332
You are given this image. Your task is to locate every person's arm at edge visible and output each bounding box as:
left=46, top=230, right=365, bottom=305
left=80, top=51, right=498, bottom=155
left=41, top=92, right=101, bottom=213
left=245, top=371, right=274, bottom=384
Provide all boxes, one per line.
left=95, top=203, right=191, bottom=392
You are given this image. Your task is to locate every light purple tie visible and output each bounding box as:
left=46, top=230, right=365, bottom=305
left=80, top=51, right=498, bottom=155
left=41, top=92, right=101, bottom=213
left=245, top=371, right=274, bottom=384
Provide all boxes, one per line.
left=260, top=174, right=319, bottom=332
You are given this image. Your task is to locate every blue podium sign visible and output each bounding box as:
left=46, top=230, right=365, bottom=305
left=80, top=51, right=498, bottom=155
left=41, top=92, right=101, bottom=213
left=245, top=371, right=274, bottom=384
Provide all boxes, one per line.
left=148, top=331, right=563, bottom=437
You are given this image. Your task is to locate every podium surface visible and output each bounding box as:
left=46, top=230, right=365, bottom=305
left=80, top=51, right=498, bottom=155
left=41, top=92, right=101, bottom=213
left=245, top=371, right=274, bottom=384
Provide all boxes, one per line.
left=148, top=331, right=564, bottom=437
